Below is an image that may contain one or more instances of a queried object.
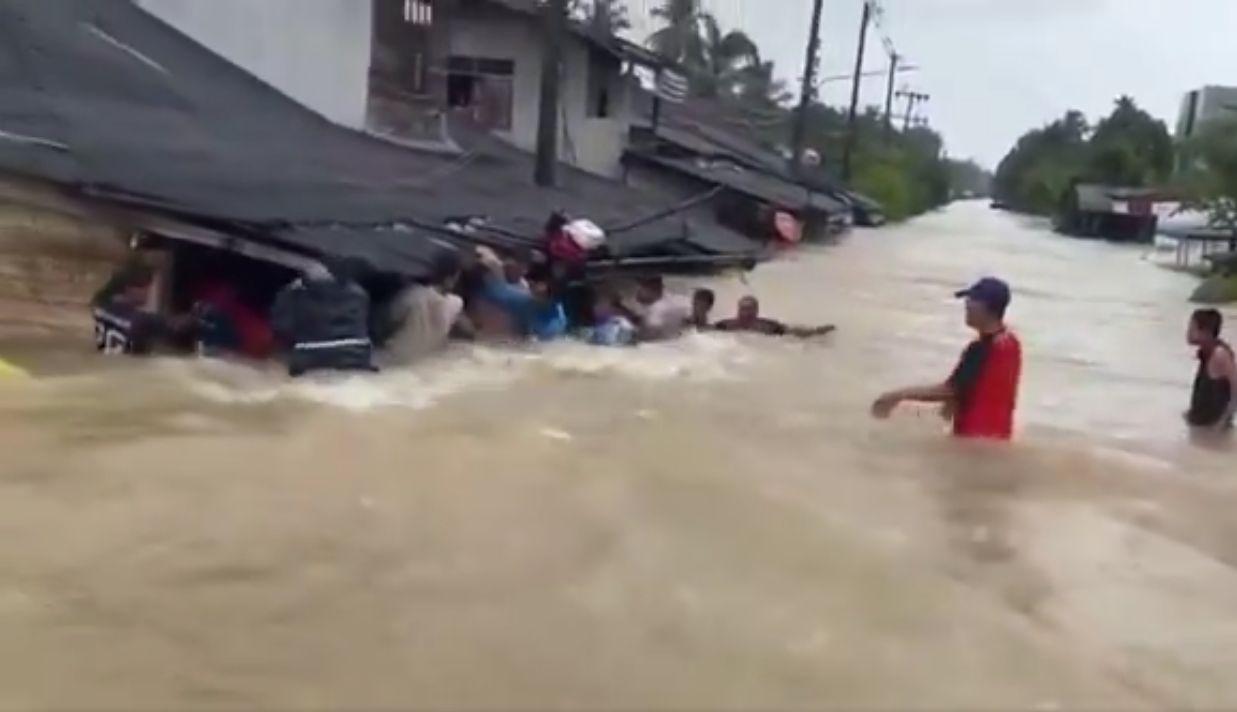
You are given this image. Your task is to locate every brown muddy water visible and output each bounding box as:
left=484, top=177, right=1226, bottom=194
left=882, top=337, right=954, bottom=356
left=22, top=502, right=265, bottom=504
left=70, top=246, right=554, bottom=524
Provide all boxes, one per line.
left=1, top=202, right=1236, bottom=710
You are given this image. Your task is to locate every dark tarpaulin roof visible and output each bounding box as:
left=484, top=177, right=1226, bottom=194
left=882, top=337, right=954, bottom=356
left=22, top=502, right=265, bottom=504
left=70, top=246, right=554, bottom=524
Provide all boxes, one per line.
left=628, top=133, right=847, bottom=216
left=0, top=0, right=757, bottom=278
left=633, top=92, right=884, bottom=217
left=624, top=151, right=848, bottom=215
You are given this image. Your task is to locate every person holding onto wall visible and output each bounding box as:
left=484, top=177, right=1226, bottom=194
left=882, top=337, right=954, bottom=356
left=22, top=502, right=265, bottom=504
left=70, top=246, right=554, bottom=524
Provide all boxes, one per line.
left=476, top=247, right=567, bottom=342
left=271, top=258, right=377, bottom=377
left=625, top=276, right=692, bottom=342
left=382, top=251, right=472, bottom=365
left=92, top=263, right=193, bottom=356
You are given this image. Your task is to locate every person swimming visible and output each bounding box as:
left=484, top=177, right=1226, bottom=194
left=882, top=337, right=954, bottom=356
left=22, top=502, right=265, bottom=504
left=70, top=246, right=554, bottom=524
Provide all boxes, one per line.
left=714, top=296, right=836, bottom=338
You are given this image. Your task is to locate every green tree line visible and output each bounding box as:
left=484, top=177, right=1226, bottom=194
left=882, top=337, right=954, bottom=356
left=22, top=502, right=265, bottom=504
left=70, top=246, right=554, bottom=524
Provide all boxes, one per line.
left=992, top=97, right=1173, bottom=214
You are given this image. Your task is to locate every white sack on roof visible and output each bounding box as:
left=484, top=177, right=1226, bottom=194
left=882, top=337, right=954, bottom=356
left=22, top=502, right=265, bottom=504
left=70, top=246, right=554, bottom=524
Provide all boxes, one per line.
left=566, top=219, right=606, bottom=250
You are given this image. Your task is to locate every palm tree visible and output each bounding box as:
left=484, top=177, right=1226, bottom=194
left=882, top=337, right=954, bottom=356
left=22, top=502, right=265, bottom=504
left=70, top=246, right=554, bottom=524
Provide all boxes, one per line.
left=587, top=0, right=630, bottom=36
left=732, top=60, right=792, bottom=109
left=690, top=15, right=760, bottom=98
left=647, top=0, right=789, bottom=110
left=648, top=0, right=707, bottom=67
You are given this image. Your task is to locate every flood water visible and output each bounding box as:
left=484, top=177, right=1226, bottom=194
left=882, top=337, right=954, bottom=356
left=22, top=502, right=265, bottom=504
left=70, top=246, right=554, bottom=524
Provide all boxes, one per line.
left=2, top=202, right=1237, bottom=709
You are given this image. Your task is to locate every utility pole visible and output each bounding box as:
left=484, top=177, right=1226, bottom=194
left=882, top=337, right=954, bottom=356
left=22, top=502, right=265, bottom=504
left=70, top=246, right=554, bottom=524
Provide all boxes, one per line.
left=883, top=52, right=899, bottom=143
left=789, top=0, right=825, bottom=178
left=534, top=0, right=568, bottom=187
left=841, top=0, right=873, bottom=182
left=897, top=89, right=929, bottom=131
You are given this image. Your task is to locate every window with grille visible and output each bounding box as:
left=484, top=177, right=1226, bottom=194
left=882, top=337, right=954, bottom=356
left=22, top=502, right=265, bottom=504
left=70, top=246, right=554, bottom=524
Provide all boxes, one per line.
left=403, top=0, right=433, bottom=25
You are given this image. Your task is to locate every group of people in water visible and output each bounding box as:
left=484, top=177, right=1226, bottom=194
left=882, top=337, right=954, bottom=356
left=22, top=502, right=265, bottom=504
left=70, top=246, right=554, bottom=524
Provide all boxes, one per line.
left=90, top=244, right=836, bottom=371
left=89, top=250, right=1234, bottom=441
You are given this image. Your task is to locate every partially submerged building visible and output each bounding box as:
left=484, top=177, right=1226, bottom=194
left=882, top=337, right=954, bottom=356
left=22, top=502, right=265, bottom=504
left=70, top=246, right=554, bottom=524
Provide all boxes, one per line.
left=1056, top=184, right=1162, bottom=243
left=624, top=95, right=884, bottom=244
left=0, top=0, right=758, bottom=331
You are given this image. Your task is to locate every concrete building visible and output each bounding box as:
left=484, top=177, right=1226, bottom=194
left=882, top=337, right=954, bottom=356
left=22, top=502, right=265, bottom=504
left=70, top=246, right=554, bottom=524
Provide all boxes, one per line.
left=136, top=0, right=374, bottom=130
left=138, top=0, right=640, bottom=177
left=1177, top=85, right=1237, bottom=139
left=443, top=0, right=640, bottom=178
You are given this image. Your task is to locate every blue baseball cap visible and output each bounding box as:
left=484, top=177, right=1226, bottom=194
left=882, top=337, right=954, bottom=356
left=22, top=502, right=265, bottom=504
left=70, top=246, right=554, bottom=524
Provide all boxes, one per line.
left=955, top=277, right=1011, bottom=316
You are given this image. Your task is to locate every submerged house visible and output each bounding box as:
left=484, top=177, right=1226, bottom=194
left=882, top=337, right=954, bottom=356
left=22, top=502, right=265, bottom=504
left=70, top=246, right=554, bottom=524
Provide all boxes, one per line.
left=434, top=0, right=656, bottom=179
left=0, top=0, right=758, bottom=332
left=145, top=0, right=655, bottom=178
left=623, top=95, right=883, bottom=244
left=1056, top=183, right=1162, bottom=243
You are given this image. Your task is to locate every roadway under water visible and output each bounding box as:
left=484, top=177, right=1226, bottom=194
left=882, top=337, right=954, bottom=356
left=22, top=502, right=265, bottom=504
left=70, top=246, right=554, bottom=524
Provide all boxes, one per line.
left=2, top=202, right=1236, bottom=709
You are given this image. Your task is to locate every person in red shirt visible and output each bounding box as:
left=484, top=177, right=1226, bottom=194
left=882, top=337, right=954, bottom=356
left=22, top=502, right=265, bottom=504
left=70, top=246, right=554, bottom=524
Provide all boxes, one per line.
left=192, top=280, right=275, bottom=359
left=872, top=277, right=1022, bottom=440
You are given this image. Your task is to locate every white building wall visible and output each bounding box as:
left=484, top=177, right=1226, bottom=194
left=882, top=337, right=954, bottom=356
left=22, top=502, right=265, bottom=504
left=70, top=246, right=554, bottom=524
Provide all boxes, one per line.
left=136, top=0, right=373, bottom=129
left=1197, top=86, right=1237, bottom=126
left=448, top=11, right=632, bottom=178
left=448, top=13, right=542, bottom=150
left=1179, top=85, right=1237, bottom=139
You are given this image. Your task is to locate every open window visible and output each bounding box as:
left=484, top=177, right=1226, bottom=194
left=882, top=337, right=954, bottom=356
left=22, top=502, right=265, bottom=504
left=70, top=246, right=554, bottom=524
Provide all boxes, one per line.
left=586, top=53, right=616, bottom=118
left=446, top=56, right=515, bottom=130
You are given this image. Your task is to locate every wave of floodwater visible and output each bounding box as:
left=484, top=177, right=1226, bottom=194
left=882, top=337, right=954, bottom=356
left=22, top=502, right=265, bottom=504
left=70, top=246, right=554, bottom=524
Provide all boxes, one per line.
left=181, top=332, right=756, bottom=412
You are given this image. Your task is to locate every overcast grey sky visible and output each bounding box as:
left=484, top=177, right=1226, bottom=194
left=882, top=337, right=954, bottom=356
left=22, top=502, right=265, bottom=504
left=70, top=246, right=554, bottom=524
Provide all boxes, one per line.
left=627, top=0, right=1237, bottom=168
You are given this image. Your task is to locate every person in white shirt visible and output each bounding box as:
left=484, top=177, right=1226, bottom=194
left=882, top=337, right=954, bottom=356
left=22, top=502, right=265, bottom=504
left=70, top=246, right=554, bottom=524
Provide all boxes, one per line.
left=626, top=275, right=692, bottom=341
left=383, top=252, right=471, bottom=365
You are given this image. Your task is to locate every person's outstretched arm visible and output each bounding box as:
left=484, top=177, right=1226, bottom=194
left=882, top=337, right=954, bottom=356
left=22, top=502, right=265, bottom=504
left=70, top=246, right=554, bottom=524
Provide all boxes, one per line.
left=786, top=324, right=837, bottom=338
left=871, top=383, right=954, bottom=418
left=872, top=340, right=985, bottom=419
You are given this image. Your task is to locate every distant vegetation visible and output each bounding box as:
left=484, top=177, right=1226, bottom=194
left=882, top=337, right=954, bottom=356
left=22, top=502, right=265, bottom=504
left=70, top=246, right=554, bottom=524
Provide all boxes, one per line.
left=568, top=0, right=973, bottom=221
left=992, top=97, right=1173, bottom=215
left=1179, top=119, right=1237, bottom=301
left=947, top=159, right=993, bottom=199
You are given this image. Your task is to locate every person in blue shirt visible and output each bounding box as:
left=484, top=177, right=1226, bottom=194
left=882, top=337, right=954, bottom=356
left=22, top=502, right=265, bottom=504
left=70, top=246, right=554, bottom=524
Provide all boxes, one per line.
left=478, top=248, right=566, bottom=341
left=584, top=292, right=637, bottom=347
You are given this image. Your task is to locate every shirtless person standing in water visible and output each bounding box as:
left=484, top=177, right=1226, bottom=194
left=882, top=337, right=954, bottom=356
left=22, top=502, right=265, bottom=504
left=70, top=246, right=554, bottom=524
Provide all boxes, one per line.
left=1184, top=308, right=1237, bottom=431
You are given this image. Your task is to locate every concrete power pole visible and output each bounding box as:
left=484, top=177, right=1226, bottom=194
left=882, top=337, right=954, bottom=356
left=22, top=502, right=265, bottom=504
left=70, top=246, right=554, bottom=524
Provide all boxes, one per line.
left=535, top=0, right=568, bottom=187
left=897, top=89, right=929, bottom=131
left=883, top=52, right=899, bottom=143
left=841, top=0, right=873, bottom=182
left=789, top=0, right=825, bottom=178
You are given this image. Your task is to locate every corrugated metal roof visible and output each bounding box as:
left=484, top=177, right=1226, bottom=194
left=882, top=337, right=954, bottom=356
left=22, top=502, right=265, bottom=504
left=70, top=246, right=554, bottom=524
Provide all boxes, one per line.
left=632, top=94, right=878, bottom=216
left=625, top=151, right=849, bottom=215
left=0, top=0, right=757, bottom=278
